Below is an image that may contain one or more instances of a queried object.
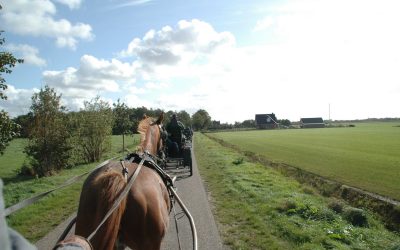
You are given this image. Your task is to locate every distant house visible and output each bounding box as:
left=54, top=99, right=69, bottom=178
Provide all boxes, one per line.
left=300, top=117, right=325, bottom=128
left=255, top=113, right=278, bottom=129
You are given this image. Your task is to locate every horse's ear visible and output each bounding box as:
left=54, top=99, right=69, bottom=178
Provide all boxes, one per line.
left=142, top=114, right=148, bottom=120
left=155, top=112, right=164, bottom=125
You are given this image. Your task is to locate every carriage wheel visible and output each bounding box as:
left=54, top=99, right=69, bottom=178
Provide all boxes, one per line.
left=189, top=155, right=193, bottom=176
left=183, top=147, right=192, bottom=176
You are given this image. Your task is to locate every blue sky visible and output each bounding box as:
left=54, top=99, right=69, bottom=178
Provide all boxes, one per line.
left=1, top=0, right=400, bottom=122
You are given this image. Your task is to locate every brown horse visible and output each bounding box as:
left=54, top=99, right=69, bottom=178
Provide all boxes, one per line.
left=74, top=113, right=170, bottom=250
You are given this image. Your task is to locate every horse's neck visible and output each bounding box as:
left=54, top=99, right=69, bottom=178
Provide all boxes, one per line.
left=140, top=127, right=158, bottom=155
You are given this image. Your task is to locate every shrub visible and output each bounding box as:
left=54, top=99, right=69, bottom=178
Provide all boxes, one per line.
left=328, top=199, right=345, bottom=214
left=277, top=199, right=297, bottom=213
left=343, top=207, right=369, bottom=227
left=17, top=161, right=36, bottom=176
left=278, top=199, right=336, bottom=221
left=25, top=86, right=72, bottom=176
left=302, top=186, right=316, bottom=195
left=232, top=157, right=244, bottom=165
left=326, top=224, right=353, bottom=244
left=76, top=96, right=113, bottom=163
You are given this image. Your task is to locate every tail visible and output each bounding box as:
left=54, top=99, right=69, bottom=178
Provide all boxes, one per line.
left=77, top=169, right=127, bottom=250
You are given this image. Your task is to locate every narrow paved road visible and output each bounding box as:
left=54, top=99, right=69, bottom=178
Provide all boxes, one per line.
left=36, top=146, right=228, bottom=250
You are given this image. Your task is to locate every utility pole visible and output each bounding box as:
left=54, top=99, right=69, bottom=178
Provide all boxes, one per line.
left=329, top=103, right=331, bottom=121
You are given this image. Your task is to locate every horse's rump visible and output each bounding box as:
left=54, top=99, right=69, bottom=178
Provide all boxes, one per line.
left=119, top=166, right=170, bottom=249
left=75, top=162, right=128, bottom=250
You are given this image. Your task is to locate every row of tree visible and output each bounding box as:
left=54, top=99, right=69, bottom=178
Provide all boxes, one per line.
left=9, top=85, right=213, bottom=176
left=14, top=101, right=213, bottom=138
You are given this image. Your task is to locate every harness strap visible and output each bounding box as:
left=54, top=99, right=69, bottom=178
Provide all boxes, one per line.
left=120, top=161, right=128, bottom=181
left=126, top=152, right=174, bottom=188
left=87, top=157, right=146, bottom=241
left=126, top=152, right=176, bottom=212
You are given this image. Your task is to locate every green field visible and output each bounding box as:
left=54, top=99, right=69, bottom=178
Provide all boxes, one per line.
left=208, top=122, right=400, bottom=201
left=194, top=133, right=400, bottom=249
left=0, top=135, right=139, bottom=242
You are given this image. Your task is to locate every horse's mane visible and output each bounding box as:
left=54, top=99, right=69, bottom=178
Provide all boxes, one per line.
left=137, top=116, right=154, bottom=152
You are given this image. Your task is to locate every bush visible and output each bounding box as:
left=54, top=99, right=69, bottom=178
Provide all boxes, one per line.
left=328, top=199, right=345, bottom=214
left=302, top=186, right=316, bottom=195
left=277, top=199, right=297, bottom=213
left=232, top=157, right=244, bottom=165
left=17, top=162, right=36, bottom=176
left=76, top=97, right=113, bottom=163
left=25, top=86, right=72, bottom=176
left=343, top=207, right=368, bottom=227
left=277, top=199, right=336, bottom=221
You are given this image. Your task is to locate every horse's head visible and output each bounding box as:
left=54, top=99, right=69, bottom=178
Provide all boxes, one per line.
left=137, top=112, right=165, bottom=156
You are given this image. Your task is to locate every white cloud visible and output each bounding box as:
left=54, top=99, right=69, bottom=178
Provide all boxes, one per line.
left=119, top=19, right=235, bottom=66
left=253, top=16, right=274, bottom=32
left=0, top=85, right=37, bottom=116
left=0, top=0, right=93, bottom=49
left=5, top=44, right=46, bottom=67
left=54, top=0, right=82, bottom=9
left=122, top=93, right=154, bottom=109
left=33, top=55, right=140, bottom=112
left=42, top=55, right=139, bottom=101
left=114, top=0, right=153, bottom=8
left=144, top=82, right=168, bottom=89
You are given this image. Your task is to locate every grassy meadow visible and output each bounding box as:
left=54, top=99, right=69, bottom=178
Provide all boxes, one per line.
left=207, top=122, right=400, bottom=201
left=0, top=135, right=139, bottom=242
left=194, top=132, right=400, bottom=249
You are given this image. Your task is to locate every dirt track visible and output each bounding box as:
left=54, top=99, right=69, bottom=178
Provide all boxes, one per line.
left=36, top=146, right=227, bottom=250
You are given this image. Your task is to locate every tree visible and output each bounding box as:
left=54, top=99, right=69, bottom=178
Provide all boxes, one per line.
left=0, top=17, right=24, bottom=154
left=278, top=119, right=291, bottom=127
left=113, top=99, right=133, bottom=151
left=1, top=36, right=23, bottom=100
left=163, top=110, right=175, bottom=126
left=130, top=106, right=150, bottom=133
left=0, top=110, right=19, bottom=154
left=25, top=86, right=72, bottom=176
left=178, top=110, right=191, bottom=127
left=77, top=96, right=113, bottom=162
left=242, top=119, right=255, bottom=128
left=192, top=109, right=211, bottom=131
left=13, top=113, right=34, bottom=138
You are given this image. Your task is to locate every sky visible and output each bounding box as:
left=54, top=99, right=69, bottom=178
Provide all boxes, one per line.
left=1, top=0, right=399, bottom=123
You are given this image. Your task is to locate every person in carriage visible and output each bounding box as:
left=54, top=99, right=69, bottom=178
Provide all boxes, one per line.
left=165, top=113, right=186, bottom=157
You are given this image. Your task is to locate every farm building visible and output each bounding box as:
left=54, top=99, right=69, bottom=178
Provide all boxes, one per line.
left=255, top=113, right=278, bottom=129
left=300, top=117, right=325, bottom=128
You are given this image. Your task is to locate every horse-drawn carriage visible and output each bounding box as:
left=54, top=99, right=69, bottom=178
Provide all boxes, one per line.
left=162, top=125, right=193, bottom=176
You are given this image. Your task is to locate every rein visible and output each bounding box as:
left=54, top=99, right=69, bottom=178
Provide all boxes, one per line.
left=3, top=157, right=118, bottom=217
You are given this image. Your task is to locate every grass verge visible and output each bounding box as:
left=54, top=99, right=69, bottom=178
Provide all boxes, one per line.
left=1, top=134, right=139, bottom=242
left=207, top=122, right=400, bottom=201
left=194, top=133, right=400, bottom=249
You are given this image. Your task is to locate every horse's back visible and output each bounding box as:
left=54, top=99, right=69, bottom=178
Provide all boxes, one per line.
left=120, top=166, right=170, bottom=250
